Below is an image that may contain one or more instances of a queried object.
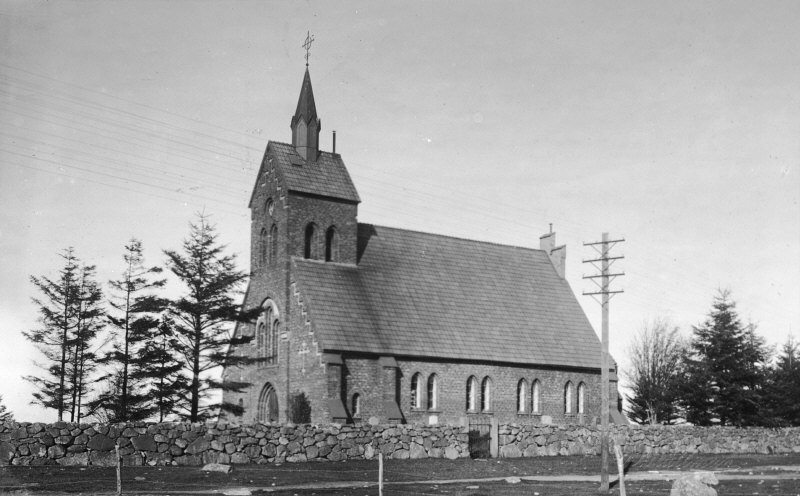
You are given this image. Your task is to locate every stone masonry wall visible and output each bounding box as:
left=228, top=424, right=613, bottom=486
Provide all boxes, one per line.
left=0, top=421, right=468, bottom=467
left=2, top=421, right=798, bottom=467
left=496, top=424, right=800, bottom=458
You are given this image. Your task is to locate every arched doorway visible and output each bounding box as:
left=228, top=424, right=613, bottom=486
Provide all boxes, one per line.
left=257, top=383, right=279, bottom=423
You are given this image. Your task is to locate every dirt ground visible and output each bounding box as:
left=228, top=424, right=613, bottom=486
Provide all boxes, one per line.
left=1, top=452, right=799, bottom=495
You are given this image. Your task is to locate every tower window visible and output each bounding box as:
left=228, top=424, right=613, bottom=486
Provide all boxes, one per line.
left=325, top=226, right=338, bottom=262
left=257, top=302, right=279, bottom=365
left=304, top=223, right=318, bottom=259
left=269, top=224, right=278, bottom=265
left=259, top=228, right=267, bottom=267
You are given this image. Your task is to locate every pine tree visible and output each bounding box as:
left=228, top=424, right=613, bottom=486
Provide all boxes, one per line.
left=164, top=214, right=256, bottom=422
left=0, top=395, right=13, bottom=423
left=24, top=248, right=80, bottom=421
left=680, top=290, right=768, bottom=426
left=91, top=239, right=166, bottom=422
left=624, top=318, right=685, bottom=424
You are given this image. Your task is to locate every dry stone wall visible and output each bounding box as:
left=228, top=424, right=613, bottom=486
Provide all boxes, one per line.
left=2, top=421, right=799, bottom=467
left=497, top=424, right=800, bottom=458
left=0, top=421, right=469, bottom=467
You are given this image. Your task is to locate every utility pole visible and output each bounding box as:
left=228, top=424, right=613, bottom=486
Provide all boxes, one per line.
left=583, top=232, right=625, bottom=494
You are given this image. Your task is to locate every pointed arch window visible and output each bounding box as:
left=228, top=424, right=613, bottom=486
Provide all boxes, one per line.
left=564, top=381, right=574, bottom=414
left=427, top=374, right=438, bottom=410
left=577, top=382, right=586, bottom=415
left=259, top=228, right=267, bottom=267
left=466, top=376, right=478, bottom=412
left=517, top=379, right=528, bottom=413
left=304, top=223, right=319, bottom=259
left=352, top=393, right=361, bottom=418
left=411, top=373, right=422, bottom=409
left=325, top=226, right=338, bottom=262
left=481, top=377, right=492, bottom=412
left=269, top=224, right=278, bottom=265
left=532, top=380, right=542, bottom=414
left=257, top=301, right=279, bottom=365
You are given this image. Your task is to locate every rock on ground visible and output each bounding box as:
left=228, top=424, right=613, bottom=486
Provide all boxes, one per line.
left=670, top=471, right=718, bottom=496
left=202, top=463, right=233, bottom=474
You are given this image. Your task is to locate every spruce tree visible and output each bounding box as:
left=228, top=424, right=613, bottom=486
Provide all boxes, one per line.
left=66, top=264, right=104, bottom=423
left=164, top=214, right=256, bottom=422
left=24, top=248, right=80, bottom=420
left=91, top=239, right=166, bottom=422
left=0, top=395, right=13, bottom=423
left=763, top=337, right=800, bottom=426
left=136, top=317, right=190, bottom=421
left=680, top=290, right=768, bottom=426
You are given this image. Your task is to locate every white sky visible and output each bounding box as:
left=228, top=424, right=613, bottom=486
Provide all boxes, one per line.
left=1, top=1, right=798, bottom=422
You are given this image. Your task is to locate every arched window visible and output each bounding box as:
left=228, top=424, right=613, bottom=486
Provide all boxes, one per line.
left=257, top=383, right=279, bottom=423
left=259, top=228, right=267, bottom=267
left=304, top=223, right=318, bottom=259
left=427, top=374, right=438, bottom=410
left=517, top=379, right=528, bottom=413
left=258, top=301, right=279, bottom=365
left=237, top=398, right=244, bottom=418
left=577, top=382, right=586, bottom=414
left=532, top=380, right=541, bottom=414
left=265, top=198, right=274, bottom=216
left=410, top=373, right=422, bottom=409
left=466, top=376, right=478, bottom=412
left=481, top=377, right=492, bottom=412
left=352, top=393, right=361, bottom=418
left=269, top=224, right=278, bottom=265
left=564, top=381, right=574, bottom=414
left=325, top=226, right=338, bottom=262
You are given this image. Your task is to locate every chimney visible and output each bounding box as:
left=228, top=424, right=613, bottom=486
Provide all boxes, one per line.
left=332, top=130, right=337, bottom=154
left=539, top=228, right=566, bottom=279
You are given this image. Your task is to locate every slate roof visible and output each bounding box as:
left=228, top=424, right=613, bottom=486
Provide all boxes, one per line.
left=292, top=224, right=603, bottom=369
left=249, top=141, right=361, bottom=205
left=291, top=69, right=318, bottom=128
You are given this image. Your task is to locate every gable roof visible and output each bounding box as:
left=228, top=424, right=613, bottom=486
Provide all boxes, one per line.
left=249, top=141, right=360, bottom=207
left=292, top=224, right=603, bottom=369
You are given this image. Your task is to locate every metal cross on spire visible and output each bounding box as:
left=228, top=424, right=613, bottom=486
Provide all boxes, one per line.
left=302, top=31, right=315, bottom=67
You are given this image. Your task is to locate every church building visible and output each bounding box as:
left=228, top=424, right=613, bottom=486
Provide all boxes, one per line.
left=222, top=67, right=619, bottom=426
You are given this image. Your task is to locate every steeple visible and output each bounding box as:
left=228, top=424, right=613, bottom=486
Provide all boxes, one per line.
left=291, top=68, right=321, bottom=162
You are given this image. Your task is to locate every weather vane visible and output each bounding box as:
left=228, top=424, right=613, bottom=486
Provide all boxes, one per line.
left=302, top=31, right=315, bottom=67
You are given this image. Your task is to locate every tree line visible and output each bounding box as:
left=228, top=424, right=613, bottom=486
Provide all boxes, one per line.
left=625, top=289, right=799, bottom=427
left=20, top=213, right=258, bottom=424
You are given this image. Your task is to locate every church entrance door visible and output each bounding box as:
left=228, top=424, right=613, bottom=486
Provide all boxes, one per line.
left=258, top=383, right=279, bottom=423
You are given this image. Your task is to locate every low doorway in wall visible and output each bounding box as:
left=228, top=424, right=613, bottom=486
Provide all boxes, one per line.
left=467, top=415, right=493, bottom=458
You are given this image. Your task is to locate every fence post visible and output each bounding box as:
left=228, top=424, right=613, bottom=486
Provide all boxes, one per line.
left=490, top=418, right=499, bottom=458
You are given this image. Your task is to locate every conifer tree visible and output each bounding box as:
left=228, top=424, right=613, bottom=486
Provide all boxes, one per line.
left=164, top=214, right=256, bottom=422
left=24, top=248, right=80, bottom=421
left=90, top=239, right=166, bottom=422
left=136, top=317, right=190, bottom=421
left=763, top=337, right=800, bottom=426
left=0, top=395, right=13, bottom=423
left=680, top=290, right=768, bottom=426
left=66, top=264, right=104, bottom=423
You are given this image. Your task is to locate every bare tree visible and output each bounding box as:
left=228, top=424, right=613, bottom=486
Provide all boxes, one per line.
left=624, top=318, right=686, bottom=424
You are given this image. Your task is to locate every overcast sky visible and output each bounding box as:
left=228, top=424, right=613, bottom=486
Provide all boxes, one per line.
left=1, top=1, right=798, bottom=422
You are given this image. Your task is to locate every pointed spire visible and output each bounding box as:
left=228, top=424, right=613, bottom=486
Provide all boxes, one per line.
left=291, top=68, right=318, bottom=129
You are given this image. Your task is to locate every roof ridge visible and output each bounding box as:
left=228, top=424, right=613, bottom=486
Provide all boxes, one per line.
left=363, top=223, right=546, bottom=253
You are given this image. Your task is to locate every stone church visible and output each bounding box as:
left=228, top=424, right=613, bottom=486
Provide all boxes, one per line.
left=222, top=68, right=620, bottom=426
